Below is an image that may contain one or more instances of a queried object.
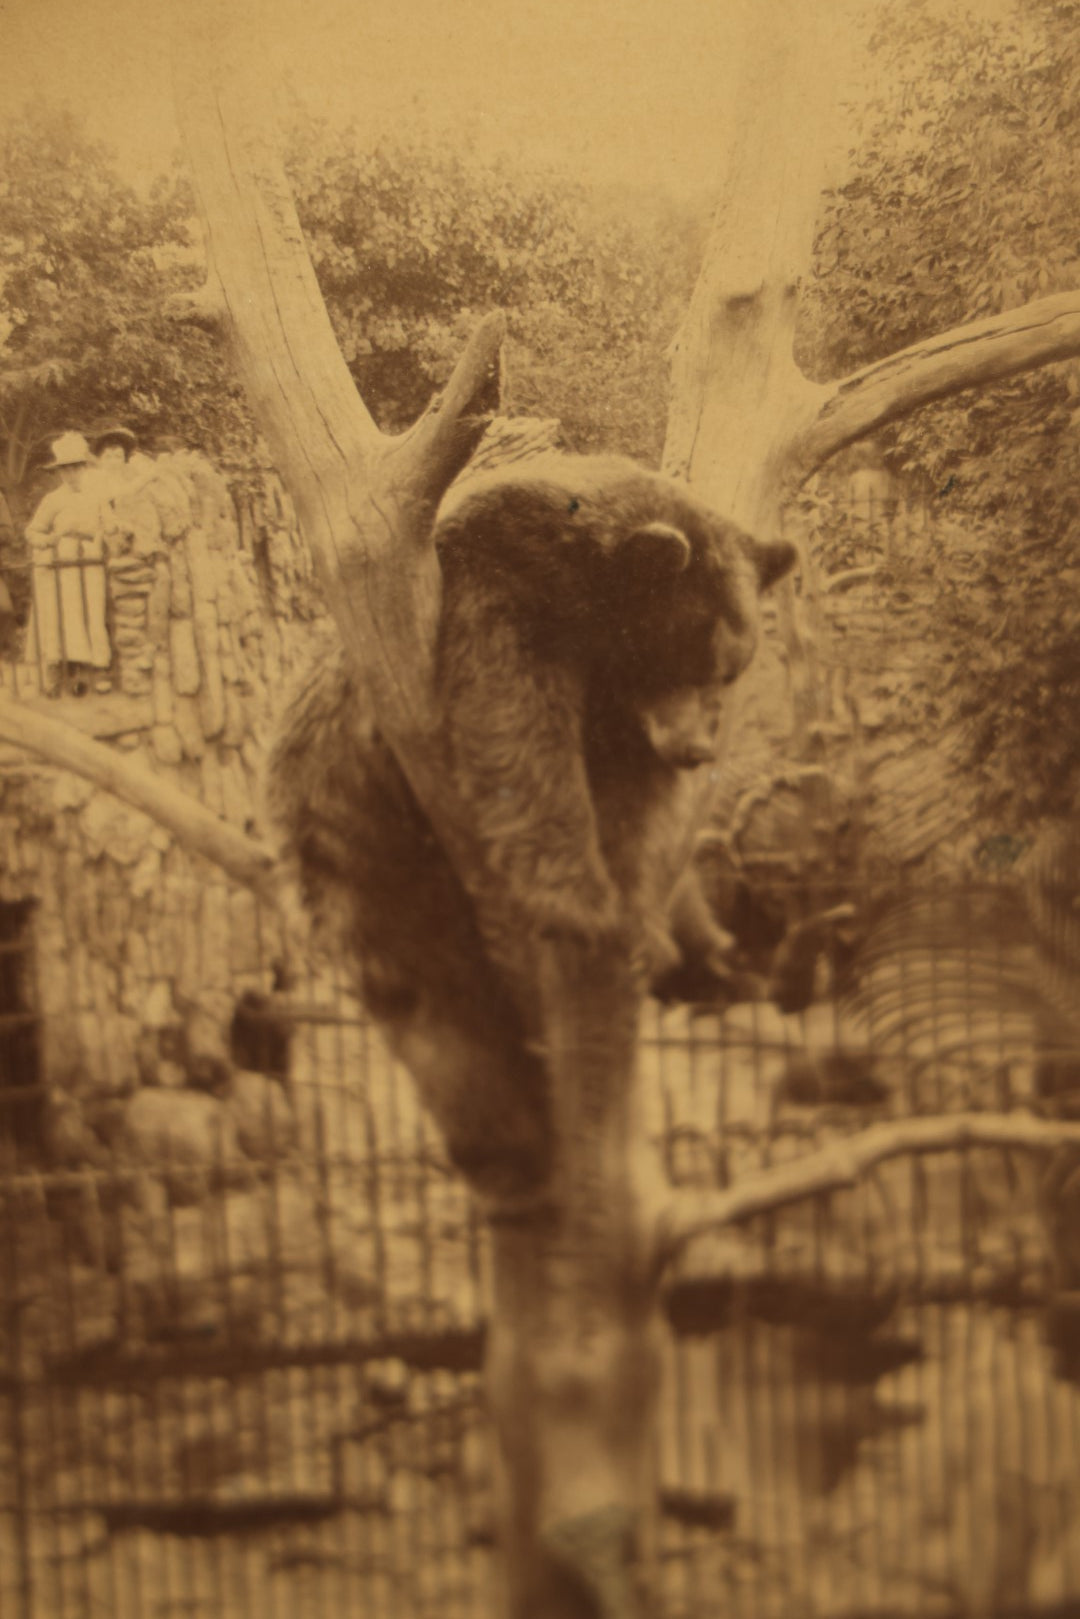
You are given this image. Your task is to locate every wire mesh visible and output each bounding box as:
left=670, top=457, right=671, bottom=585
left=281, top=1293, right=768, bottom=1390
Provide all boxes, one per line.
left=0, top=875, right=1078, bottom=1619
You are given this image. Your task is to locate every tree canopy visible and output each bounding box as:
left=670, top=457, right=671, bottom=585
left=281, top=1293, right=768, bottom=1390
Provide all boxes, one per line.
left=285, top=117, right=703, bottom=460
left=7, top=12, right=1078, bottom=830
left=0, top=105, right=702, bottom=523
left=0, top=107, right=254, bottom=507
left=803, top=0, right=1080, bottom=824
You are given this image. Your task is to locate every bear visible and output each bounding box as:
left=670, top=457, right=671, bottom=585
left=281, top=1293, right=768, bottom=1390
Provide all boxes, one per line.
left=267, top=454, right=795, bottom=1196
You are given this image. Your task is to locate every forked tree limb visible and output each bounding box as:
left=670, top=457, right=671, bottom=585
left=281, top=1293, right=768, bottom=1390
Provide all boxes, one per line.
left=172, top=57, right=501, bottom=776
left=169, top=48, right=508, bottom=964
left=656, top=1111, right=1080, bottom=1264
left=787, top=289, right=1080, bottom=481
left=403, top=310, right=508, bottom=519
left=0, top=699, right=278, bottom=897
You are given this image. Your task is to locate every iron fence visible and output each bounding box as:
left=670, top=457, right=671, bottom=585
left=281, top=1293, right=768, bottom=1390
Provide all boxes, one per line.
left=0, top=879, right=1079, bottom=1619
left=0, top=554, right=122, bottom=705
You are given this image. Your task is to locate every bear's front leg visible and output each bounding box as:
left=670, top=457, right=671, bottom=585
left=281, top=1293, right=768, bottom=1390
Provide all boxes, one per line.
left=442, top=609, right=622, bottom=945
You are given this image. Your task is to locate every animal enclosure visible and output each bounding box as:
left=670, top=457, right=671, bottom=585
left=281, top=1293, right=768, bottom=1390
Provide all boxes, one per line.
left=0, top=875, right=1077, bottom=1619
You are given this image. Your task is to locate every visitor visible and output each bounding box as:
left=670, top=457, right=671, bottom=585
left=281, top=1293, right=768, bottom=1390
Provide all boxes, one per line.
left=25, top=432, right=112, bottom=697
left=92, top=425, right=157, bottom=496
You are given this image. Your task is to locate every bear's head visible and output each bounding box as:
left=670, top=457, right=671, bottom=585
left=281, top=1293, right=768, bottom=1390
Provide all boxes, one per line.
left=583, top=472, right=797, bottom=769
left=436, top=455, right=797, bottom=769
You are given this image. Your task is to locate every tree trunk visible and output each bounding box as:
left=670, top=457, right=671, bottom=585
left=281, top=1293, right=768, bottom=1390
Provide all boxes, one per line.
left=170, top=28, right=665, bottom=1616
left=480, top=945, right=661, bottom=1619
left=662, top=5, right=1080, bottom=873
left=663, top=3, right=847, bottom=527
left=662, top=3, right=853, bottom=872
left=487, top=1218, right=661, bottom=1619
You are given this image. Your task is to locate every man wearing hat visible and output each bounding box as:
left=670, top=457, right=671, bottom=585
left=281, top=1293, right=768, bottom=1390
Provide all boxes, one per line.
left=25, top=432, right=112, bottom=696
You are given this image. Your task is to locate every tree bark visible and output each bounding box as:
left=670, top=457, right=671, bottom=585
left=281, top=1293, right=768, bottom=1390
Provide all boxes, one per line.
left=788, top=288, right=1080, bottom=478
left=171, top=32, right=661, bottom=1618
left=0, top=697, right=276, bottom=896
left=657, top=1112, right=1080, bottom=1262
left=482, top=946, right=659, bottom=1617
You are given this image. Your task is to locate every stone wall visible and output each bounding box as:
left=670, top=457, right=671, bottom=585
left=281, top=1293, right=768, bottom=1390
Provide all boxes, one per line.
left=0, top=452, right=325, bottom=1162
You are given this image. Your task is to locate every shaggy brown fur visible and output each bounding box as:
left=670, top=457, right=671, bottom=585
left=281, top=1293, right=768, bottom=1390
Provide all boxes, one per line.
left=268, top=455, right=794, bottom=1194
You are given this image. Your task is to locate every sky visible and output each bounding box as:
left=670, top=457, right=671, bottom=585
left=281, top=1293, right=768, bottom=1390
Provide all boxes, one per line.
left=2, top=0, right=1025, bottom=202
left=2, top=0, right=800, bottom=197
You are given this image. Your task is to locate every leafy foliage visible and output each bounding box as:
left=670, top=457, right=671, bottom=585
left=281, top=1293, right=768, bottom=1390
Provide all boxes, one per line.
left=286, top=120, right=702, bottom=461
left=0, top=107, right=701, bottom=532
left=800, top=0, right=1080, bottom=824
left=0, top=108, right=255, bottom=514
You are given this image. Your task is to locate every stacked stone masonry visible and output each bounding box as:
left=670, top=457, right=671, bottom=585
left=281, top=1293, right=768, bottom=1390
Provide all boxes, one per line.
left=0, top=452, right=332, bottom=1169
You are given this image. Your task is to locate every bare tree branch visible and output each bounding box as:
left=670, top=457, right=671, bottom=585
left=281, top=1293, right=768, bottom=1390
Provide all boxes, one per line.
left=402, top=309, right=507, bottom=521
left=656, top=1111, right=1080, bottom=1264
left=789, top=289, right=1080, bottom=478
left=171, top=56, right=508, bottom=770
left=172, top=74, right=382, bottom=487
left=459, top=416, right=562, bottom=478
left=0, top=699, right=277, bottom=898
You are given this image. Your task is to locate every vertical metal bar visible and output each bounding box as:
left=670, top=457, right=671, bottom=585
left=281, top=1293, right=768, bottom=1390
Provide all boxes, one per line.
left=148, top=1135, right=180, bottom=1619
left=311, top=1071, right=345, bottom=1618
left=2, top=1187, right=35, bottom=1619
left=783, top=1305, right=814, bottom=1615
left=196, top=1174, right=229, bottom=1619
left=76, top=552, right=92, bottom=691
left=807, top=1186, right=831, bottom=1616
left=1008, top=1303, right=1032, bottom=1607
left=862, top=1177, right=890, bottom=1614
left=53, top=557, right=69, bottom=696
left=110, top=1163, right=147, bottom=1619
left=464, top=1187, right=488, bottom=1330
left=323, top=960, right=364, bottom=1616
left=321, top=971, right=344, bottom=1345
left=669, top=1332, right=694, bottom=1617
left=56, top=1173, right=101, bottom=1619
left=361, top=1028, right=390, bottom=1342
left=1064, top=1344, right=1080, bottom=1598
left=25, top=1180, right=69, bottom=1619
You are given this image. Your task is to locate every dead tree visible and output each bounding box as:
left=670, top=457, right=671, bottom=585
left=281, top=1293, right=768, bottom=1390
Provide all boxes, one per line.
left=1, top=6, right=1080, bottom=1616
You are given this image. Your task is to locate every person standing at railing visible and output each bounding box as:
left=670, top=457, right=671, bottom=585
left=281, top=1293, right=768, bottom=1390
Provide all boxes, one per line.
left=92, top=425, right=193, bottom=548
left=91, top=425, right=158, bottom=515
left=24, top=432, right=112, bottom=696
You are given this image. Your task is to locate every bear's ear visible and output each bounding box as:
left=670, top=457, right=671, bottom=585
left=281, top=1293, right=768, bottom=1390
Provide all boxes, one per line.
left=749, top=538, right=798, bottom=591
left=619, top=521, right=692, bottom=574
